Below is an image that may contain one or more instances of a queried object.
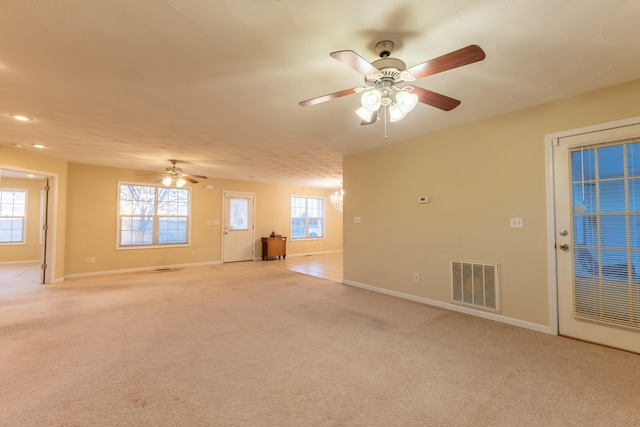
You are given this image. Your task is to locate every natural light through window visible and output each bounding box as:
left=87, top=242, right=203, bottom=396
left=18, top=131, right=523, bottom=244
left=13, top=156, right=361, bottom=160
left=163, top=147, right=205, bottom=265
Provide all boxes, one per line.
left=229, top=198, right=249, bottom=230
left=118, top=183, right=190, bottom=248
left=0, top=189, right=27, bottom=244
left=291, top=196, right=324, bottom=240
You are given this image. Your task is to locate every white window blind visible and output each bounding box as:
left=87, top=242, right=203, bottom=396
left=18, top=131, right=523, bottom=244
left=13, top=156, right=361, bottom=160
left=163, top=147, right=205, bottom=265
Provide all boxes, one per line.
left=570, top=138, right=640, bottom=329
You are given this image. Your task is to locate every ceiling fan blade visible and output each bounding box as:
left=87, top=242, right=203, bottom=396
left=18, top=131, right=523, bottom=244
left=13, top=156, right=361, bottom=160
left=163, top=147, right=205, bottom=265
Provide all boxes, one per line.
left=183, top=173, right=207, bottom=179
left=299, top=87, right=358, bottom=107
left=406, top=45, right=486, bottom=79
left=412, top=86, right=461, bottom=111
left=360, top=110, right=378, bottom=125
left=330, top=50, right=380, bottom=76
left=182, top=176, right=198, bottom=184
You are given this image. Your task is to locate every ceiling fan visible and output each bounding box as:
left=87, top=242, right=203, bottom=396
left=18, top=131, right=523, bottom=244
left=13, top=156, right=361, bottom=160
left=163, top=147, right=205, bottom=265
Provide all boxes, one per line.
left=153, top=160, right=207, bottom=187
left=299, top=41, right=486, bottom=124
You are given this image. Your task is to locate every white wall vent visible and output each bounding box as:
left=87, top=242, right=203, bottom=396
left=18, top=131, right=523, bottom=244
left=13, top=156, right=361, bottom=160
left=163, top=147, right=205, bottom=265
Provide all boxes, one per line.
left=451, top=261, right=500, bottom=313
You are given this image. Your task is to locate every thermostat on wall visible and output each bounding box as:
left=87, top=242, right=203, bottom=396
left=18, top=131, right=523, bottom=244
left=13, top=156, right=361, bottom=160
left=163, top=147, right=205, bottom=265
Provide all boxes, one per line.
left=418, top=196, right=429, bottom=204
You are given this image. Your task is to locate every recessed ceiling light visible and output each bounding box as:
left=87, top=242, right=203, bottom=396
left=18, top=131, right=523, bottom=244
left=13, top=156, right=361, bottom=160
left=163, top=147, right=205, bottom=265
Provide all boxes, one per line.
left=10, top=114, right=33, bottom=121
left=31, top=144, right=47, bottom=149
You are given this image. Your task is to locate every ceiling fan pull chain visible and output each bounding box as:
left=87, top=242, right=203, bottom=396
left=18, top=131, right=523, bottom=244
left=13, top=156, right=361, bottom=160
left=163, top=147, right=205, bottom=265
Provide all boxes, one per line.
left=384, top=106, right=389, bottom=140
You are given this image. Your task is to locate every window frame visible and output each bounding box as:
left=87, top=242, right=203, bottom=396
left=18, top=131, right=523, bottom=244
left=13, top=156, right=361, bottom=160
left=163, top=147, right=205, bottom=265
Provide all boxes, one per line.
left=0, top=188, right=27, bottom=245
left=290, top=195, right=326, bottom=240
left=116, top=182, right=192, bottom=250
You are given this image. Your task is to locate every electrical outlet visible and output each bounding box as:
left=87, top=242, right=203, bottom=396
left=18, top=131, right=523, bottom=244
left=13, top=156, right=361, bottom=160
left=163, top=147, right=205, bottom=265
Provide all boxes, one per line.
left=192, top=250, right=196, bottom=256
left=413, top=273, right=419, bottom=282
left=84, top=257, right=90, bottom=264
left=510, top=217, right=524, bottom=228
left=90, top=257, right=95, bottom=263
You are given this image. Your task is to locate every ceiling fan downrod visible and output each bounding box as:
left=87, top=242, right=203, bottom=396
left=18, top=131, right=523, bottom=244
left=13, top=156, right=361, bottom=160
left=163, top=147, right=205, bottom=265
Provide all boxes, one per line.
left=375, top=40, right=394, bottom=58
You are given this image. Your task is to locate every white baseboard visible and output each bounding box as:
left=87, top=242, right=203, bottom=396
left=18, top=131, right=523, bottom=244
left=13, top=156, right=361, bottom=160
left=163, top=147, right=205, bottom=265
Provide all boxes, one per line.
left=0, top=259, right=40, bottom=266
left=254, top=250, right=342, bottom=261
left=286, top=250, right=343, bottom=257
left=342, top=279, right=554, bottom=335
left=64, top=260, right=222, bottom=279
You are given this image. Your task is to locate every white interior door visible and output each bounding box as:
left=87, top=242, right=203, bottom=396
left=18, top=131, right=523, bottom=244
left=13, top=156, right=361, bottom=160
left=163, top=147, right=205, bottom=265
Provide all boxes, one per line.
left=222, top=191, right=255, bottom=263
left=553, top=123, right=640, bottom=353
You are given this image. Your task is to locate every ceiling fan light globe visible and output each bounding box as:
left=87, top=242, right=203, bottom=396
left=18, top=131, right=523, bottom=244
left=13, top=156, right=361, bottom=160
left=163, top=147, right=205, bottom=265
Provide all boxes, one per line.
left=176, top=178, right=186, bottom=187
left=360, top=89, right=382, bottom=111
left=397, top=91, right=418, bottom=114
left=162, top=177, right=173, bottom=186
left=389, top=104, right=407, bottom=122
left=355, top=106, right=376, bottom=122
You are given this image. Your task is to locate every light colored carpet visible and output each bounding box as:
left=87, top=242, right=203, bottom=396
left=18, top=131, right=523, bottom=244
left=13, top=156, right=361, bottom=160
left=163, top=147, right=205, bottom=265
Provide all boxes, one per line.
left=1, top=263, right=639, bottom=426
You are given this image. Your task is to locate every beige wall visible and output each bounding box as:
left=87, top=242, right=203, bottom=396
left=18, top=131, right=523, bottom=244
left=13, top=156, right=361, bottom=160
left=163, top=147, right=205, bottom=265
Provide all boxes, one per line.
left=343, top=78, right=640, bottom=328
left=0, top=146, right=68, bottom=282
left=0, top=177, right=45, bottom=262
left=65, top=163, right=343, bottom=276
left=1, top=145, right=342, bottom=280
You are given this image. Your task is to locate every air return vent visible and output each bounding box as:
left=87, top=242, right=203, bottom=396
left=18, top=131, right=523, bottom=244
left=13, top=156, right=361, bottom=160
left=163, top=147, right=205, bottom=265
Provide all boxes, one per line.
left=451, top=261, right=500, bottom=312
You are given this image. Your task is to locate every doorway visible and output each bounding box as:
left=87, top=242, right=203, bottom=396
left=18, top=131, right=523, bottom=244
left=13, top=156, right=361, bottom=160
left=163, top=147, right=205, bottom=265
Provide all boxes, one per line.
left=222, top=191, right=256, bottom=263
left=0, top=167, right=56, bottom=284
left=549, top=119, right=640, bottom=353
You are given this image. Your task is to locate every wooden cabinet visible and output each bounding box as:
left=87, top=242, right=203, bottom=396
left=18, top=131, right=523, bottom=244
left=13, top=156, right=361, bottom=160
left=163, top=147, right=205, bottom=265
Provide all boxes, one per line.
left=261, top=237, right=287, bottom=260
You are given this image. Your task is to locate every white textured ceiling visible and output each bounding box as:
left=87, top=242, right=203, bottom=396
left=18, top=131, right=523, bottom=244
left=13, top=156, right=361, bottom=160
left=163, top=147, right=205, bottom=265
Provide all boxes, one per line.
left=1, top=0, right=640, bottom=189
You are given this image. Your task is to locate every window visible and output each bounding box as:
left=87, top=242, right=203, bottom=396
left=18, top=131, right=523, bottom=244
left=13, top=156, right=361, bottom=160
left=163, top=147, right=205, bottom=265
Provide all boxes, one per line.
left=0, top=189, right=27, bottom=244
left=118, top=183, right=190, bottom=248
left=291, top=196, right=324, bottom=239
left=570, top=140, right=640, bottom=328
left=229, top=198, right=249, bottom=230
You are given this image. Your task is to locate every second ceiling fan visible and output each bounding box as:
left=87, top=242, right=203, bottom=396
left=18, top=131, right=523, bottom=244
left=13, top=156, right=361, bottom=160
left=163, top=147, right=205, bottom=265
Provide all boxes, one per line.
left=299, top=41, right=486, bottom=125
left=157, top=160, right=207, bottom=187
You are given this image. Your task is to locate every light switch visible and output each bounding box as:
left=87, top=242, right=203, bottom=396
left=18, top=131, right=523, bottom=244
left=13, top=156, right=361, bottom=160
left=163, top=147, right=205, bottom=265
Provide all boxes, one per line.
left=353, top=216, right=361, bottom=224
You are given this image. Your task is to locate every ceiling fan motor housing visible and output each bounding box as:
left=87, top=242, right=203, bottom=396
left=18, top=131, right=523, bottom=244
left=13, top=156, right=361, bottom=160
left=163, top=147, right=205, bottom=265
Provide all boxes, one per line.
left=371, top=57, right=407, bottom=72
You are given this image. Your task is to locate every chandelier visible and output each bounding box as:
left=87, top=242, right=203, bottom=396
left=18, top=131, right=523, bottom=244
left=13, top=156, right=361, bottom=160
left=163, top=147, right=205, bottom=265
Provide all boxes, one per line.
left=330, top=188, right=344, bottom=213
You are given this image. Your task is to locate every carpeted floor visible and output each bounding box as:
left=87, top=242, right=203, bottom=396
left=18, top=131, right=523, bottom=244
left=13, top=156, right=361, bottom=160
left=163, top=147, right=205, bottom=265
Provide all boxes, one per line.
left=1, top=262, right=639, bottom=426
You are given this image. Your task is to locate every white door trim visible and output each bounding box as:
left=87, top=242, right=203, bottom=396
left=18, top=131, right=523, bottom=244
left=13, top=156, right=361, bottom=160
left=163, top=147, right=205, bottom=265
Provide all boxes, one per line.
left=544, top=115, right=640, bottom=336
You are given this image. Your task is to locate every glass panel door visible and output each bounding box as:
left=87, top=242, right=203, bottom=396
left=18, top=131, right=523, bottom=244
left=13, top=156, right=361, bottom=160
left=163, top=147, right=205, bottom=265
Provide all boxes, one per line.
left=554, top=122, right=640, bottom=354
left=570, top=141, right=640, bottom=328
